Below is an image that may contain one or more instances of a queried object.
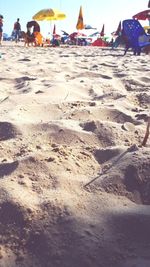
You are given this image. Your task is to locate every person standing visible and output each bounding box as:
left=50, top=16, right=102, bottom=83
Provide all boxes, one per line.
left=14, top=18, right=21, bottom=43
left=0, top=15, right=3, bottom=45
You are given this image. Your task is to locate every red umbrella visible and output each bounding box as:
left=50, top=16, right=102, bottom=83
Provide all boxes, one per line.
left=100, top=24, right=105, bottom=36
left=115, top=21, right=122, bottom=35
left=133, top=10, right=150, bottom=20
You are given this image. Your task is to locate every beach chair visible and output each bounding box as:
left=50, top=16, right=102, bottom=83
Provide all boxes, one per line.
left=122, top=19, right=150, bottom=55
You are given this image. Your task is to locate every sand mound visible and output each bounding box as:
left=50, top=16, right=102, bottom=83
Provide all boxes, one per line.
left=89, top=147, right=150, bottom=204
left=80, top=120, right=143, bottom=147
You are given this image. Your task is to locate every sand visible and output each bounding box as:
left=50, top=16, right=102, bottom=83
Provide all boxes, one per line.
left=0, top=42, right=150, bottom=267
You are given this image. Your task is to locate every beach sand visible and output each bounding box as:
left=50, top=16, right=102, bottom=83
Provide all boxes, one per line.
left=0, top=42, right=150, bottom=267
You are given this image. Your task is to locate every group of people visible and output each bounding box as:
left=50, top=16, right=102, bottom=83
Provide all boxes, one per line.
left=0, top=16, right=57, bottom=47
left=0, top=16, right=43, bottom=45
left=0, top=16, right=21, bottom=44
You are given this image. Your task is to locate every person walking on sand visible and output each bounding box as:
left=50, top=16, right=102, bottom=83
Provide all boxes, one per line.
left=0, top=15, right=3, bottom=45
left=13, top=18, right=21, bottom=43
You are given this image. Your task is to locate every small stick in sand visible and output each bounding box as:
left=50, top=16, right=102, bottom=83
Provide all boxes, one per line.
left=142, top=117, right=150, bottom=146
left=0, top=96, right=9, bottom=103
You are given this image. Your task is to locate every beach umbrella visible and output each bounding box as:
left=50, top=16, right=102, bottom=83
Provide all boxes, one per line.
left=115, top=21, right=122, bottom=35
left=53, top=24, right=56, bottom=35
left=100, top=24, right=105, bottom=36
left=76, top=6, right=84, bottom=30
left=32, top=9, right=66, bottom=21
left=32, top=9, right=66, bottom=36
left=133, top=10, right=150, bottom=20
left=133, top=10, right=150, bottom=25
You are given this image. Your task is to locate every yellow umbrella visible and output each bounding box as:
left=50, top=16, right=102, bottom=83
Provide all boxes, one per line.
left=32, top=9, right=66, bottom=21
left=76, top=6, right=84, bottom=30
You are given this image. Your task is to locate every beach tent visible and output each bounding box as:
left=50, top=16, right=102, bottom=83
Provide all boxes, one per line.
left=76, top=6, right=84, bottom=30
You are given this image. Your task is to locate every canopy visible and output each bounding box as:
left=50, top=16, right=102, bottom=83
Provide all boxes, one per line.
left=76, top=6, right=84, bottom=30
left=33, top=9, right=66, bottom=21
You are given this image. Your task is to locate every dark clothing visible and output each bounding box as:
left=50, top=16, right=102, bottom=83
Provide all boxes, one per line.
left=0, top=18, right=3, bottom=32
left=14, top=22, right=21, bottom=31
left=14, top=21, right=21, bottom=42
left=26, top=21, right=40, bottom=33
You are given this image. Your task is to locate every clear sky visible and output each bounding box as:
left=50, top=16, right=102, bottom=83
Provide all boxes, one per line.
left=0, top=0, right=149, bottom=37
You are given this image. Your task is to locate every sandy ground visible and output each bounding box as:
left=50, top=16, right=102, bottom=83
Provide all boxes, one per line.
left=0, top=41, right=150, bottom=267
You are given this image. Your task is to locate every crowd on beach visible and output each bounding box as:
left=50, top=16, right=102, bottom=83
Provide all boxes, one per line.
left=0, top=13, right=150, bottom=54
left=0, top=13, right=120, bottom=48
left=0, top=15, right=111, bottom=47
left=0, top=15, right=123, bottom=49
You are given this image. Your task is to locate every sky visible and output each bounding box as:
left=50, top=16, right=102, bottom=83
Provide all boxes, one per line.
left=0, top=0, right=149, bottom=38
